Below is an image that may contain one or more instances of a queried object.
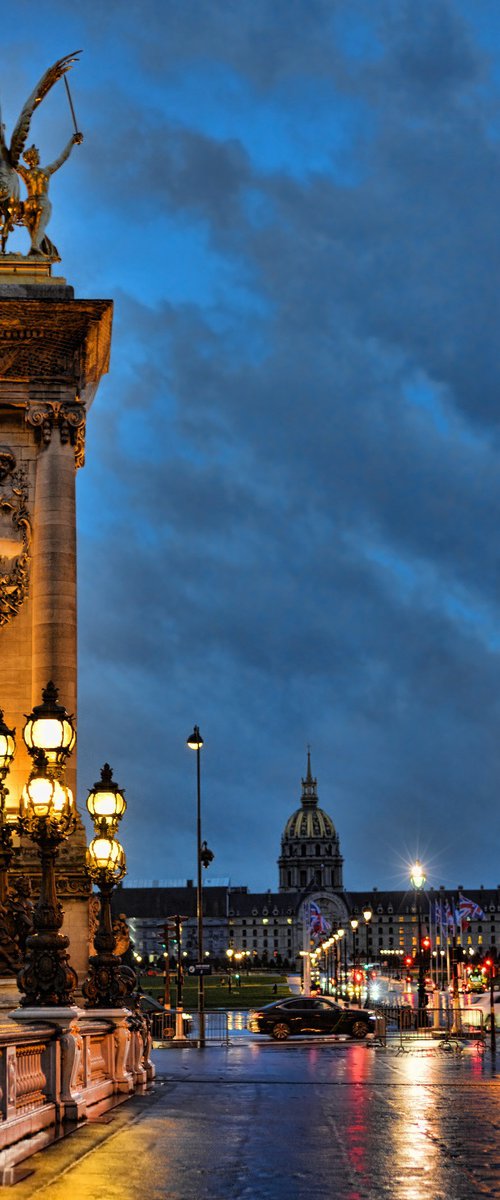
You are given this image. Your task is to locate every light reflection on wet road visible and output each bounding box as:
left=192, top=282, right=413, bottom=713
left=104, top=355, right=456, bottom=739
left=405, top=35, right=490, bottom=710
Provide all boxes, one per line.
left=10, top=1040, right=500, bottom=1200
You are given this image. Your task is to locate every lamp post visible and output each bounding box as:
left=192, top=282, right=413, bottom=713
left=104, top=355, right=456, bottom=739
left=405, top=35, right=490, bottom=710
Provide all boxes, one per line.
left=350, top=916, right=359, bottom=988
left=363, top=907, right=372, bottom=1005
left=410, top=861, right=427, bottom=1022
left=17, top=682, right=78, bottom=1007
left=363, top=907, right=372, bottom=961
left=186, top=726, right=214, bottom=1049
left=82, top=764, right=136, bottom=1008
left=337, top=928, right=345, bottom=998
left=226, top=947, right=234, bottom=993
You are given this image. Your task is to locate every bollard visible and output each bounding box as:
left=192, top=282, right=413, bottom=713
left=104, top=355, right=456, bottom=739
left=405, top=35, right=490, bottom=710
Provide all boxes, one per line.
left=175, top=1006, right=187, bottom=1041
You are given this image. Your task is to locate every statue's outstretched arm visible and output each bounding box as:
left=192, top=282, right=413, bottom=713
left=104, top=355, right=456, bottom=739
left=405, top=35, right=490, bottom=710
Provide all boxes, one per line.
left=46, top=132, right=83, bottom=176
left=9, top=51, right=81, bottom=167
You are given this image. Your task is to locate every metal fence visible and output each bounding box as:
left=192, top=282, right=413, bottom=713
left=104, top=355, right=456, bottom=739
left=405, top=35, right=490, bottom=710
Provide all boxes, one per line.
left=151, top=1008, right=229, bottom=1045
left=375, top=1003, right=486, bottom=1053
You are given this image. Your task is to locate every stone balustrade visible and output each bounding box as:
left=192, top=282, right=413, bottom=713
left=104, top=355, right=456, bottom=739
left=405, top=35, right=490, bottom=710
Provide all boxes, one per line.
left=0, top=1006, right=154, bottom=1173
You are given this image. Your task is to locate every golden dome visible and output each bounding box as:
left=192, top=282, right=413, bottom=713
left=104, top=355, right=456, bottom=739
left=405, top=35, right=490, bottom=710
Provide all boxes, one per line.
left=282, top=751, right=336, bottom=841
left=284, top=805, right=336, bottom=841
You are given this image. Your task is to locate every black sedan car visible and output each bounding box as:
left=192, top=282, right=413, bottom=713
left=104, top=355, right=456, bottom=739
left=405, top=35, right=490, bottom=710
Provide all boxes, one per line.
left=248, top=996, right=376, bottom=1041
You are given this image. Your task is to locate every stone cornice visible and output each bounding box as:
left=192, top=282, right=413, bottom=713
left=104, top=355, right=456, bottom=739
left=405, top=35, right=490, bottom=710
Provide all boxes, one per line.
left=0, top=299, right=113, bottom=406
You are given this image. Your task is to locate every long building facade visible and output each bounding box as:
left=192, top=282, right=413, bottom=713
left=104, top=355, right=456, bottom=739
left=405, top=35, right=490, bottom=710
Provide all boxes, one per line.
left=116, top=754, right=500, bottom=973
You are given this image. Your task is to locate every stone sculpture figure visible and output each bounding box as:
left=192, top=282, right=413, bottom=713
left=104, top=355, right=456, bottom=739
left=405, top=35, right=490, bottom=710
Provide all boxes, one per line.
left=0, top=51, right=81, bottom=254
left=0, top=877, right=35, bottom=976
left=9, top=877, right=34, bottom=958
left=112, top=912, right=131, bottom=958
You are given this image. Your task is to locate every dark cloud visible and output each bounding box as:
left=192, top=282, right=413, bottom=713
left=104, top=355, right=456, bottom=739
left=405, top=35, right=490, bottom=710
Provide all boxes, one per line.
left=3, top=2, right=500, bottom=892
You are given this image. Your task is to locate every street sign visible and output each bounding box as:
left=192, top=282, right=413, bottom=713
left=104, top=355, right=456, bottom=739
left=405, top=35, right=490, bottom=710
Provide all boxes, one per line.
left=187, top=964, right=212, bottom=976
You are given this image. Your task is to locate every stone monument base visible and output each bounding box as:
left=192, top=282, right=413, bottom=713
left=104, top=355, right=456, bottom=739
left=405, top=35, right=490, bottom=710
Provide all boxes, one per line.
left=0, top=978, right=21, bottom=1011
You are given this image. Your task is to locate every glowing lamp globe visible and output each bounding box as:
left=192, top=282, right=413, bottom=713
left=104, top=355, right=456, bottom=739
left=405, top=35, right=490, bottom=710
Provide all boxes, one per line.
left=23, top=682, right=76, bottom=765
left=410, top=862, right=426, bottom=890
left=0, top=709, right=15, bottom=774
left=21, top=773, right=73, bottom=821
left=87, top=835, right=126, bottom=879
left=186, top=725, right=203, bottom=750
left=86, top=763, right=126, bottom=828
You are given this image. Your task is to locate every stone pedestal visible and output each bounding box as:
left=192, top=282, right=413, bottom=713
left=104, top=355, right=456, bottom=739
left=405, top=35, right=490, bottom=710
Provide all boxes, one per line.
left=0, top=977, right=21, bottom=1011
left=0, top=258, right=113, bottom=982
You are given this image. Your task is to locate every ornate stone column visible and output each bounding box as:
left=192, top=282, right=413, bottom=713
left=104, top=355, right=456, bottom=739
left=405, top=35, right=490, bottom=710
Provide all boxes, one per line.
left=0, top=261, right=113, bottom=983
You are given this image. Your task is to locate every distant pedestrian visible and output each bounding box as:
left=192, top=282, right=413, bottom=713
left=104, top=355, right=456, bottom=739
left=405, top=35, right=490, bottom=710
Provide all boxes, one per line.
left=272, top=983, right=277, bottom=995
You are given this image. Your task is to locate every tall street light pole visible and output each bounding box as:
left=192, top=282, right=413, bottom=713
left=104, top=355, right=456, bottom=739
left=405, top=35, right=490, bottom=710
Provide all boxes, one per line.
left=187, top=726, right=213, bottom=1049
left=363, top=907, right=372, bottom=1005
left=410, top=861, right=427, bottom=1023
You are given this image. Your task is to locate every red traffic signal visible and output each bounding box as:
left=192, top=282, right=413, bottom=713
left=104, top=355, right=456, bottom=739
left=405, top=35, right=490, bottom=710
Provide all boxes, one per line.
left=404, top=955, right=413, bottom=967
left=421, top=936, right=431, bottom=950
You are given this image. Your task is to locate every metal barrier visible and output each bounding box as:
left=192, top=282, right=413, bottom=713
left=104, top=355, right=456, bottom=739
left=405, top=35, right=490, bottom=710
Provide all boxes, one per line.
left=375, top=1003, right=485, bottom=1053
left=151, top=1009, right=229, bottom=1045
left=150, top=1009, right=192, bottom=1042
left=188, top=1010, right=229, bottom=1045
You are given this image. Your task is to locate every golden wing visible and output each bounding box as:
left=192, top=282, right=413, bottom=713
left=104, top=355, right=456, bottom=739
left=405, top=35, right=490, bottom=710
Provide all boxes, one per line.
left=9, top=50, right=81, bottom=166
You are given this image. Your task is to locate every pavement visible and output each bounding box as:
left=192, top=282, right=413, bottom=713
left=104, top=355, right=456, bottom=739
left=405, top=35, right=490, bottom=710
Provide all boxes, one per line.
left=5, top=1038, right=500, bottom=1200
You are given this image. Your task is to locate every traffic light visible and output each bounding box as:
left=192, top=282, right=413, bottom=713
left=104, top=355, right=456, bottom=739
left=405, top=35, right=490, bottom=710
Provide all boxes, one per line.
left=421, top=936, right=431, bottom=951
left=404, top=955, right=413, bottom=967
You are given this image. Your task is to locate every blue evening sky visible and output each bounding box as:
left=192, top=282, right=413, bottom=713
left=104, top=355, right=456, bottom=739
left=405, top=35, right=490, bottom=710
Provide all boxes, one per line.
left=2, top=2, right=500, bottom=895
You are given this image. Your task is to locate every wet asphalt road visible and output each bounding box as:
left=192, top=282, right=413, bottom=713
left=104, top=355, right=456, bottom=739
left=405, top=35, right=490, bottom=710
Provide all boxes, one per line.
left=8, top=1039, right=500, bottom=1200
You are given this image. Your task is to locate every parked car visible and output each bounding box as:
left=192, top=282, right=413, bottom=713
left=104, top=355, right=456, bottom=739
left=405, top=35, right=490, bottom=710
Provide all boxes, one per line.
left=467, top=991, right=500, bottom=1030
left=247, top=996, right=376, bottom=1041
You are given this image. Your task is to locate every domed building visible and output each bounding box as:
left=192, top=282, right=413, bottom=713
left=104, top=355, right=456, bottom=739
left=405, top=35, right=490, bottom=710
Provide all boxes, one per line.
left=116, top=753, right=500, bottom=976
left=278, top=751, right=344, bottom=893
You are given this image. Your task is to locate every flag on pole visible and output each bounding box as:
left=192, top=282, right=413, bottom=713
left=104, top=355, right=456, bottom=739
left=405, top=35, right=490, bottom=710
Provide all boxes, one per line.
left=310, top=901, right=330, bottom=943
left=458, top=894, right=485, bottom=922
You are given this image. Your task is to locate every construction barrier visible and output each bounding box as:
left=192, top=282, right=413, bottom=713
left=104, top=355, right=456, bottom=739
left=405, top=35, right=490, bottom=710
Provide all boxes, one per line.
left=375, top=1002, right=486, bottom=1053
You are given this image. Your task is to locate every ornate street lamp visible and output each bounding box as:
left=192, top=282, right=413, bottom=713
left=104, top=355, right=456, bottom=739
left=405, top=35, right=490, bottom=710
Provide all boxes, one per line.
left=23, top=680, right=76, bottom=764
left=0, top=709, right=16, bottom=904
left=83, top=764, right=136, bottom=1008
left=187, top=726, right=214, bottom=1049
left=410, top=861, right=427, bottom=1019
left=17, top=682, right=78, bottom=1007
left=86, top=762, right=127, bottom=829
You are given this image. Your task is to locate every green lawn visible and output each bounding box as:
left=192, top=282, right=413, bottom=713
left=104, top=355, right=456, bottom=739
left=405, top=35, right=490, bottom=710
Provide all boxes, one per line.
left=139, top=972, right=292, bottom=1010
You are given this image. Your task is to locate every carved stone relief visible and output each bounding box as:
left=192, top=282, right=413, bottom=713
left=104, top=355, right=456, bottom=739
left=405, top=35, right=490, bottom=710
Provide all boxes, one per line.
left=26, top=400, right=86, bottom=469
left=0, top=450, right=31, bottom=626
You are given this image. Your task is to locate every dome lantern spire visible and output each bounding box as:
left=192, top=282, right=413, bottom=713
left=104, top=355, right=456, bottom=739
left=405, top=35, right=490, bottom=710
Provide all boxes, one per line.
left=301, top=747, right=318, bottom=808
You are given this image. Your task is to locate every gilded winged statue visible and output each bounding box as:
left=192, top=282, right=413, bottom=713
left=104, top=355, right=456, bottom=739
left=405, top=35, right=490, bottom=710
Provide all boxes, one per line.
left=0, top=51, right=82, bottom=256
